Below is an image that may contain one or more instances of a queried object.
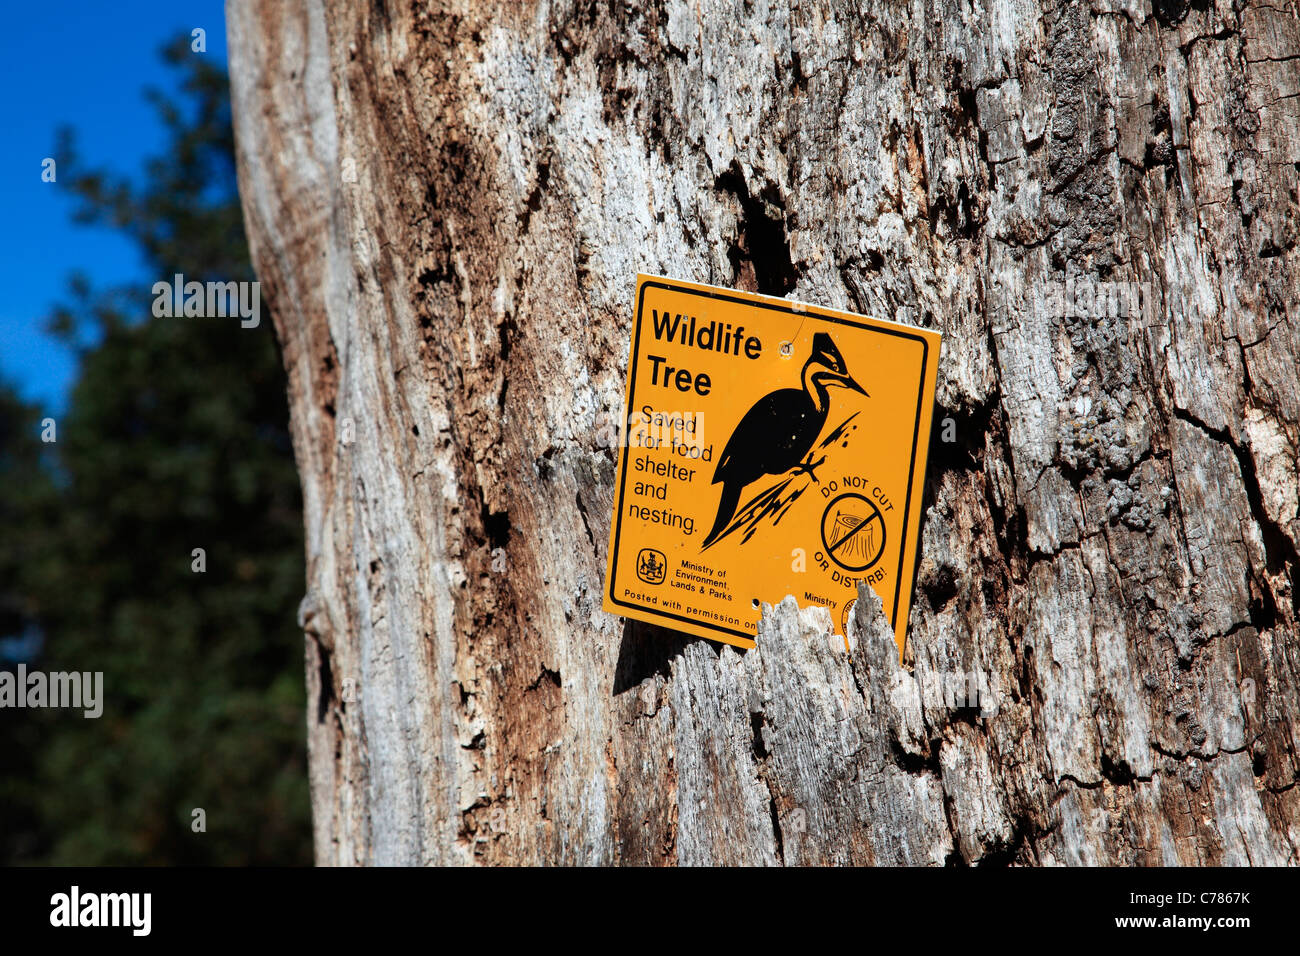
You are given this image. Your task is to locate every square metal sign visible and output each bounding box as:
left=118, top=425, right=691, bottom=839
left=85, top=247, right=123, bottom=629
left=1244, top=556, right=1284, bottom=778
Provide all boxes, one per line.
left=603, top=274, right=941, bottom=657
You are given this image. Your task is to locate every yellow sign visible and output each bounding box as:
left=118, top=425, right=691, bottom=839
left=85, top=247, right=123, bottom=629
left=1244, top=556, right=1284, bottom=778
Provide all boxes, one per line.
left=603, top=274, right=941, bottom=658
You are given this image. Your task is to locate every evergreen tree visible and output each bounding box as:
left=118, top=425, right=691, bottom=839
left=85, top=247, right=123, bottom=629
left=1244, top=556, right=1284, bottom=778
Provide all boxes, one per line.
left=1, top=35, right=310, bottom=865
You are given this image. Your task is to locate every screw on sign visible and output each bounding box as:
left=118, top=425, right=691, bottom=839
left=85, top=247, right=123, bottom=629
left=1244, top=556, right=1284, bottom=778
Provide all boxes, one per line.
left=604, top=275, right=941, bottom=659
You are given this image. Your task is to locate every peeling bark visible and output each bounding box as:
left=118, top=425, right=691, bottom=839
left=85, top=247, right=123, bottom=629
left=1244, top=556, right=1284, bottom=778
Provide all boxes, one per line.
left=227, top=0, right=1300, bottom=865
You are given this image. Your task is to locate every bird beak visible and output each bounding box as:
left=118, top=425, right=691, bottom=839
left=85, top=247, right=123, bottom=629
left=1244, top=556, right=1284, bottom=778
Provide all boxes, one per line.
left=837, top=372, right=868, bottom=397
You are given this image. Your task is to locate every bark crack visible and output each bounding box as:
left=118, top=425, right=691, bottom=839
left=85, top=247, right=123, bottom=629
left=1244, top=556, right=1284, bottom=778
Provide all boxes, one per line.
left=1172, top=401, right=1299, bottom=624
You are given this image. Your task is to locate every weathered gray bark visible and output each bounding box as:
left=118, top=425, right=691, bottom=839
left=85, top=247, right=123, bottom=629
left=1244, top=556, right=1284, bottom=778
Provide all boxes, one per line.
left=227, top=0, right=1300, bottom=865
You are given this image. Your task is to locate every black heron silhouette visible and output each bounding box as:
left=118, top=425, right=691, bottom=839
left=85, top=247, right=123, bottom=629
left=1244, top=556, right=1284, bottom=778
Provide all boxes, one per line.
left=702, top=332, right=867, bottom=548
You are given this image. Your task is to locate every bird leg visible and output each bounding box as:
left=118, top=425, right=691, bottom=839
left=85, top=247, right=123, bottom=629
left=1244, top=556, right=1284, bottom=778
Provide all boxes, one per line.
left=792, top=453, right=826, bottom=482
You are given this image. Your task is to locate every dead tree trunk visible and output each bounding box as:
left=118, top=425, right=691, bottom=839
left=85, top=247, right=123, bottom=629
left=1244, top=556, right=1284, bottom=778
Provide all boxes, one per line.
left=227, top=0, right=1300, bottom=865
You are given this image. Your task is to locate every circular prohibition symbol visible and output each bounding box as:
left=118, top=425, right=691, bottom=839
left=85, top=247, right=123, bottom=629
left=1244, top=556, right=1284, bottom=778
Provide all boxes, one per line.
left=820, top=492, right=886, bottom=573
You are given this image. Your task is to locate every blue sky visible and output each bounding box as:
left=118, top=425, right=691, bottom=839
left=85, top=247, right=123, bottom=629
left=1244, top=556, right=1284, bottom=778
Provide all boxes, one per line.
left=0, top=1, right=228, bottom=413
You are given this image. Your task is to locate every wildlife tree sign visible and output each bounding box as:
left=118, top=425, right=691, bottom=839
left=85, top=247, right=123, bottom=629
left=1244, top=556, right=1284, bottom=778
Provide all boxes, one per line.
left=603, top=275, right=941, bottom=655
